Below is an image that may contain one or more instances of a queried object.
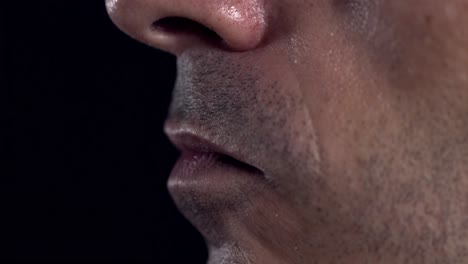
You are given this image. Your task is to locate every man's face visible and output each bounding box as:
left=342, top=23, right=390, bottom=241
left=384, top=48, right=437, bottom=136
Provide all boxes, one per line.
left=107, top=0, right=468, bottom=263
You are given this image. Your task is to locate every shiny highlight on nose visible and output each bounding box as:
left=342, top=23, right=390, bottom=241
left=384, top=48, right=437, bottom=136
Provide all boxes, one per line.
left=106, top=0, right=269, bottom=55
left=105, top=0, right=118, bottom=14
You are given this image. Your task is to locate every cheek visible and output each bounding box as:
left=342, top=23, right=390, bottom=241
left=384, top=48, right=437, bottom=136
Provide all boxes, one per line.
left=353, top=0, right=468, bottom=91
left=305, top=0, right=468, bottom=228
left=308, top=0, right=468, bottom=157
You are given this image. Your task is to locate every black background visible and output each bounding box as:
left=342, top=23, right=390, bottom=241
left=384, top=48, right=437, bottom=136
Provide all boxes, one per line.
left=1, top=1, right=207, bottom=262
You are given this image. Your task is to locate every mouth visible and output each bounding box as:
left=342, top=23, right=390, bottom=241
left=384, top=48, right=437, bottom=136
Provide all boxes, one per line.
left=164, top=120, right=264, bottom=179
left=163, top=120, right=266, bottom=214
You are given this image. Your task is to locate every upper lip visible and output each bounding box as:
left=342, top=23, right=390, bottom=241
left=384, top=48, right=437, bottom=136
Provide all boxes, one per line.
left=164, top=120, right=264, bottom=174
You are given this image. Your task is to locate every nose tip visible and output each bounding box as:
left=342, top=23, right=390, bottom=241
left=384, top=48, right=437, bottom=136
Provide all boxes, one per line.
left=106, top=0, right=268, bottom=55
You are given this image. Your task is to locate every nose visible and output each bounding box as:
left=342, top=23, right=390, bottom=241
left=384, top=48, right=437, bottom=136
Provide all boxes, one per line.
left=106, top=0, right=268, bottom=55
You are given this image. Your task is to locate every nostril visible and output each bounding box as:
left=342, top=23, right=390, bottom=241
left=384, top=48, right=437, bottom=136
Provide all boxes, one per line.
left=152, top=17, right=223, bottom=43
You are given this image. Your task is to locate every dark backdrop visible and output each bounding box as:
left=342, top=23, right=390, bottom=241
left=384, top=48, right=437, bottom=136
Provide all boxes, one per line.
left=1, top=1, right=207, bottom=262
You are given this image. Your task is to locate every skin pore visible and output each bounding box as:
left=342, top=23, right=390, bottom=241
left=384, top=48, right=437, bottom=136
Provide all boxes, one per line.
left=107, top=0, right=468, bottom=263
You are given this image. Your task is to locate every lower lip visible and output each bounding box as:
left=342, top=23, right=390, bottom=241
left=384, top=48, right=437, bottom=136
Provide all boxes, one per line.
left=167, top=150, right=264, bottom=211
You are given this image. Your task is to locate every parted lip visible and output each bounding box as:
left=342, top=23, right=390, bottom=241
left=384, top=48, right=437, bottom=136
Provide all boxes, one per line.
left=164, top=120, right=264, bottom=175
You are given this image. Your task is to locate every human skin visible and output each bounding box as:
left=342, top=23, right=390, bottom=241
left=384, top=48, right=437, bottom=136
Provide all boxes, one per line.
left=106, top=0, right=468, bottom=263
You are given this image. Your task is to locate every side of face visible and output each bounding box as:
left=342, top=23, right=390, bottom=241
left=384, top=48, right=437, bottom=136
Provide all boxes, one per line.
left=292, top=1, right=468, bottom=263
left=107, top=0, right=468, bottom=263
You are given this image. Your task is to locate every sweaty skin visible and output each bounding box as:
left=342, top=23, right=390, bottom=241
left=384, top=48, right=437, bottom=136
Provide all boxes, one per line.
left=107, top=0, right=468, bottom=263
